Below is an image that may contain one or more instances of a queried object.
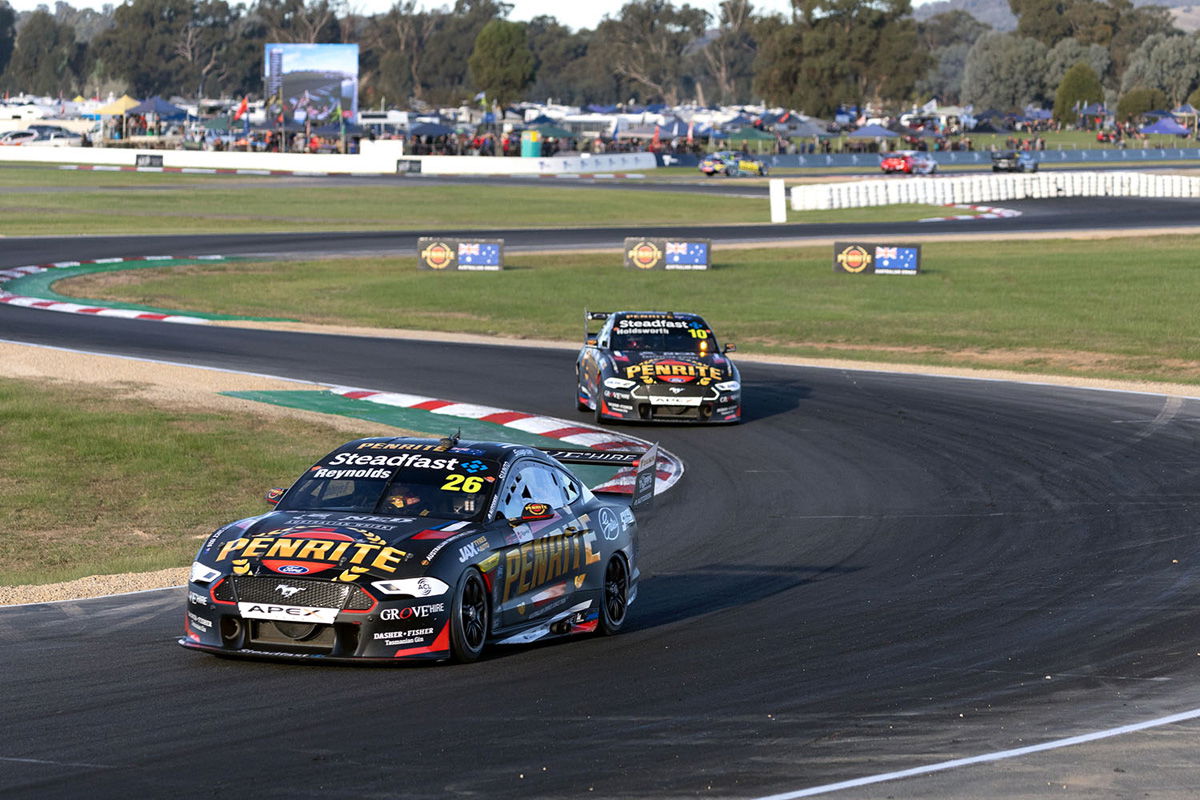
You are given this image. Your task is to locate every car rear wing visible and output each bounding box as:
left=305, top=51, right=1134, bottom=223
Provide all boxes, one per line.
left=542, top=443, right=659, bottom=508
left=584, top=308, right=612, bottom=341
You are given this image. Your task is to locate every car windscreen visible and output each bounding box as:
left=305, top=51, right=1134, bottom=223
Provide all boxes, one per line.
left=609, top=317, right=719, bottom=353
left=277, top=453, right=502, bottom=521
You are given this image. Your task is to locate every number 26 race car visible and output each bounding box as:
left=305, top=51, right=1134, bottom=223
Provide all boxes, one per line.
left=576, top=310, right=742, bottom=424
left=180, top=435, right=657, bottom=664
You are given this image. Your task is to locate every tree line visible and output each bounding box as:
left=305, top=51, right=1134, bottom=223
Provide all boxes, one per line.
left=0, top=0, right=1196, bottom=120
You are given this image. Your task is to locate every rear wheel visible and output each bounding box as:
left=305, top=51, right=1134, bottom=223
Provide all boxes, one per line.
left=449, top=569, right=488, bottom=662
left=597, top=555, right=629, bottom=635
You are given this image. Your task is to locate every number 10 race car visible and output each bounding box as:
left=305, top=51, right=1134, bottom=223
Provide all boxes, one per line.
left=180, top=435, right=656, bottom=663
left=576, top=310, right=742, bottom=424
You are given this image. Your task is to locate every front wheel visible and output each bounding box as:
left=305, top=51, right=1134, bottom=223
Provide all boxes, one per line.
left=597, top=555, right=630, bottom=635
left=449, top=569, right=489, bottom=663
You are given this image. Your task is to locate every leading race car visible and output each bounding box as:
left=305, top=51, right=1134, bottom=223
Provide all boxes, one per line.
left=880, top=150, right=938, bottom=175
left=180, top=435, right=654, bottom=663
left=698, top=150, right=769, bottom=177
left=577, top=310, right=741, bottom=424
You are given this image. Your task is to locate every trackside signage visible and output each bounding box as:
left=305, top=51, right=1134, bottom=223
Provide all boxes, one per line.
left=417, top=237, right=505, bottom=271
left=833, top=241, right=922, bottom=275
left=623, top=237, right=712, bottom=270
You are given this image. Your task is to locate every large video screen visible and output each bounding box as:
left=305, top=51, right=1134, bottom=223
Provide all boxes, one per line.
left=264, top=43, right=358, bottom=126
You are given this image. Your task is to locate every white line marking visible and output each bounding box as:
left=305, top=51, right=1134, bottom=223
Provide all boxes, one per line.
left=752, top=706, right=1200, bottom=799
left=0, top=755, right=115, bottom=768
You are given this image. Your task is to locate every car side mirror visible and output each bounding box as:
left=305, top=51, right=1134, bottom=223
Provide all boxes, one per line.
left=723, top=343, right=737, bottom=353
left=520, top=502, right=554, bottom=522
left=265, top=487, right=285, bottom=505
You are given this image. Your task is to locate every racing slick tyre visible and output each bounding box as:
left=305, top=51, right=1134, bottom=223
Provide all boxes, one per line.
left=761, top=166, right=769, bottom=176
left=449, top=568, right=489, bottom=663
left=728, top=167, right=740, bottom=177
left=593, top=398, right=606, bottom=425
left=597, top=555, right=630, bottom=635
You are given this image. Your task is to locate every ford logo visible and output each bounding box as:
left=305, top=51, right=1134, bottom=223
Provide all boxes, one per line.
left=276, top=565, right=309, bottom=574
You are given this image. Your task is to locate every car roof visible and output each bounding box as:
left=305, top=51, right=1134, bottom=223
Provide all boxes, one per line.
left=326, top=436, right=538, bottom=463
left=608, top=310, right=709, bottom=324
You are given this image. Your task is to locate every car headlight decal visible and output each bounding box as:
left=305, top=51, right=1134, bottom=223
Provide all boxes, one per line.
left=714, top=380, right=741, bottom=392
left=372, top=577, right=450, bottom=597
left=604, top=377, right=637, bottom=390
left=190, top=562, right=221, bottom=585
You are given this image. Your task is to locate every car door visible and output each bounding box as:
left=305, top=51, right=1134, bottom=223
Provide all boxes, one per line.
left=494, top=460, right=591, bottom=629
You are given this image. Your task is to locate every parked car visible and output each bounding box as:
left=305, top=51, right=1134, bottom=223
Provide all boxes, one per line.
left=0, top=125, right=82, bottom=146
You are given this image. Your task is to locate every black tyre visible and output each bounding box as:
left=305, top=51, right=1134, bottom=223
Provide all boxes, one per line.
left=593, top=397, right=606, bottom=424
left=597, top=555, right=629, bottom=635
left=449, top=569, right=489, bottom=662
left=575, top=373, right=589, bottom=411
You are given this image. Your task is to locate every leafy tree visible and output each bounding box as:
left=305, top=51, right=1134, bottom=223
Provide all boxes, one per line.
left=1009, top=0, right=1074, bottom=47
left=1045, top=37, right=1108, bottom=89
left=961, top=32, right=1048, bottom=111
left=420, top=0, right=510, bottom=105
left=524, top=16, right=599, bottom=104
left=1120, top=33, right=1200, bottom=108
left=753, top=0, right=927, bottom=116
left=254, top=0, right=343, bottom=44
left=916, top=42, right=972, bottom=105
left=918, top=9, right=989, bottom=50
left=589, top=0, right=709, bottom=105
left=1053, top=60, right=1102, bottom=121
left=1116, top=85, right=1167, bottom=120
left=2, top=8, right=82, bottom=95
left=696, top=0, right=758, bottom=105
left=361, top=0, right=437, bottom=106
left=1104, top=0, right=1175, bottom=79
left=1189, top=86, right=1200, bottom=110
left=0, top=1, right=15, bottom=80
left=90, top=0, right=194, bottom=97
left=468, top=18, right=532, bottom=107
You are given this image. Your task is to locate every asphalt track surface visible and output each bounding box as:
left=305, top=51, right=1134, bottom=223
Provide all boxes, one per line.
left=4, top=200, right=1200, bottom=798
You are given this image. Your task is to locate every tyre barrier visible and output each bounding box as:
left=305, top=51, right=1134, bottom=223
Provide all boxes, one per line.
left=790, top=171, right=1200, bottom=211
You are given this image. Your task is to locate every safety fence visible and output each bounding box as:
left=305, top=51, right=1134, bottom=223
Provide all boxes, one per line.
left=790, top=171, right=1200, bottom=210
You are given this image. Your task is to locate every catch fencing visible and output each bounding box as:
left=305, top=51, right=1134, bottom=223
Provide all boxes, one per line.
left=790, top=171, right=1200, bottom=211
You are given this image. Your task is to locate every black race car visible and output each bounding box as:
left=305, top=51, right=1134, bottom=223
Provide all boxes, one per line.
left=180, top=435, right=654, bottom=663
left=576, top=310, right=741, bottom=424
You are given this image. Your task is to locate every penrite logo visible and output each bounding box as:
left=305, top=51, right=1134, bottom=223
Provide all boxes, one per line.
left=626, top=240, right=662, bottom=270
left=421, top=241, right=456, bottom=270
left=836, top=245, right=872, bottom=273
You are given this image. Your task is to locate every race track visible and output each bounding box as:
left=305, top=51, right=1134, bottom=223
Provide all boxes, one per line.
left=3, top=201, right=1200, bottom=798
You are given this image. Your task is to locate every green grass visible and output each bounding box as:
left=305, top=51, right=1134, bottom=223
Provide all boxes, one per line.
left=0, top=377, right=409, bottom=586
left=56, top=235, right=1200, bottom=385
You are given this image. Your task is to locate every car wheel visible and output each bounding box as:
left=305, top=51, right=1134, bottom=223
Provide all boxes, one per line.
left=728, top=167, right=740, bottom=177
left=597, top=555, right=629, bottom=635
left=761, top=166, right=769, bottom=176
left=449, top=569, right=489, bottom=663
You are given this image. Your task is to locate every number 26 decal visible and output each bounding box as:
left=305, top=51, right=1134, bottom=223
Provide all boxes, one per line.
left=442, top=474, right=484, bottom=492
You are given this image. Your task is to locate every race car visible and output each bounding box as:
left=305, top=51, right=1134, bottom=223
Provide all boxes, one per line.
left=577, top=310, right=741, bottom=424
left=991, top=150, right=1039, bottom=172
left=698, top=150, right=769, bottom=177
left=880, top=150, right=938, bottom=174
left=180, top=434, right=654, bottom=663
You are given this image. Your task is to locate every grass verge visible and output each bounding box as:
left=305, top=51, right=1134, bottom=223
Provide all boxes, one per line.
left=0, top=376, right=407, bottom=586
left=0, top=164, right=968, bottom=235
left=55, top=234, right=1200, bottom=385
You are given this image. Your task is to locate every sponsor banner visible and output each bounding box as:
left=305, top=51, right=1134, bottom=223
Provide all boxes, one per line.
left=833, top=241, right=921, bottom=275
left=417, top=237, right=505, bottom=271
left=237, top=602, right=338, bottom=624
left=632, top=442, right=658, bottom=508
left=623, top=237, right=711, bottom=270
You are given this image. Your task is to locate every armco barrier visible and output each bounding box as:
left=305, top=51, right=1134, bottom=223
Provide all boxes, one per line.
left=790, top=171, right=1200, bottom=211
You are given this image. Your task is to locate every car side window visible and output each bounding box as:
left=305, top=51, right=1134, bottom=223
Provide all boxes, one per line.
left=498, top=462, right=569, bottom=519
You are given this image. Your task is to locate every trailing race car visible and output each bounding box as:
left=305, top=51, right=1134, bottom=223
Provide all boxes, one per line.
left=880, top=150, right=938, bottom=175
left=991, top=150, right=1039, bottom=172
left=698, top=150, right=769, bottom=177
left=180, top=435, right=655, bottom=663
left=577, top=310, right=741, bottom=424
